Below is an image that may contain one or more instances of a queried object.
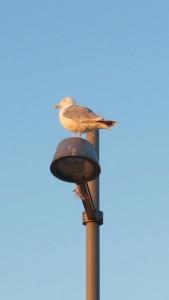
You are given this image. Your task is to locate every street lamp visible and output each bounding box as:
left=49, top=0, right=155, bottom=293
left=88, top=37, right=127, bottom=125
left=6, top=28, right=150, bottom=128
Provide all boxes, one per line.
left=50, top=131, right=103, bottom=300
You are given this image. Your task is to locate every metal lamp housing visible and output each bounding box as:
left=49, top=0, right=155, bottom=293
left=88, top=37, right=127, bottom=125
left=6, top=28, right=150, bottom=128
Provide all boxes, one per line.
left=50, top=137, right=101, bottom=184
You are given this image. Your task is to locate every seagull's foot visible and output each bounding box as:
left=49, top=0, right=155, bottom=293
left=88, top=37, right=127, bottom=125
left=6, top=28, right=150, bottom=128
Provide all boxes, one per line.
left=73, top=132, right=82, bottom=138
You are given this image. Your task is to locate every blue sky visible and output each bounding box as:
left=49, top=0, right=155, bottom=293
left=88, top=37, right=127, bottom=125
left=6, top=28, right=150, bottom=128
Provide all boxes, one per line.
left=0, top=1, right=169, bottom=299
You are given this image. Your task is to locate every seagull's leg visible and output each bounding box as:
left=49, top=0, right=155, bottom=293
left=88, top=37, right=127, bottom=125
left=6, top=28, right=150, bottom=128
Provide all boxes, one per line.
left=73, top=131, right=82, bottom=138
left=76, top=132, right=82, bottom=138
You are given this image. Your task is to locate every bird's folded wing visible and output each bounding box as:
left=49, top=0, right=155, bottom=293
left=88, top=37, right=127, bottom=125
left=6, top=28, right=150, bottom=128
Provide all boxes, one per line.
left=80, top=118, right=103, bottom=123
left=63, top=105, right=102, bottom=121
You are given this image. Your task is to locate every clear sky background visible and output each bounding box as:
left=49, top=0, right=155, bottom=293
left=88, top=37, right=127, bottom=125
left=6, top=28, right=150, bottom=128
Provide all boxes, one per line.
left=0, top=1, right=169, bottom=299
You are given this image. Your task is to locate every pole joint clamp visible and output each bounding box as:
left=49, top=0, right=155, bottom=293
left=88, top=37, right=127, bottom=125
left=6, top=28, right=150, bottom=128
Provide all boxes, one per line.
left=82, top=211, right=103, bottom=226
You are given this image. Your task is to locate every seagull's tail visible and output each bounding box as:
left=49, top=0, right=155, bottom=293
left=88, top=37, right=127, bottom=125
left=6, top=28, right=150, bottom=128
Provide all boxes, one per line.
left=97, top=120, right=117, bottom=128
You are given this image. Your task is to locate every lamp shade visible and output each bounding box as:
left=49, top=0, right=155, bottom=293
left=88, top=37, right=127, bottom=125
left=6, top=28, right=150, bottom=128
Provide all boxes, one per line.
left=50, top=137, right=101, bottom=184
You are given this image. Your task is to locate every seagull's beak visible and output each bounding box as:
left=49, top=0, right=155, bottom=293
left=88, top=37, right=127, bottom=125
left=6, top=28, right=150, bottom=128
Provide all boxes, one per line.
left=53, top=103, right=60, bottom=109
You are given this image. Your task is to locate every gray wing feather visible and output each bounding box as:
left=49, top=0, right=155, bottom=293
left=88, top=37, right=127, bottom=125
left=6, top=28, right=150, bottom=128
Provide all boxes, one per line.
left=63, top=105, right=102, bottom=121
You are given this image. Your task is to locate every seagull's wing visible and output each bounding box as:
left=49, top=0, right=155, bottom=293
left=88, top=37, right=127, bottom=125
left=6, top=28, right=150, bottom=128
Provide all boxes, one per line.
left=63, top=105, right=103, bottom=122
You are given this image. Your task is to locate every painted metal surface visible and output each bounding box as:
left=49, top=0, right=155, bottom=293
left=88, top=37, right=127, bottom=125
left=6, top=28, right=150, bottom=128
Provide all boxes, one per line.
left=50, top=137, right=100, bottom=183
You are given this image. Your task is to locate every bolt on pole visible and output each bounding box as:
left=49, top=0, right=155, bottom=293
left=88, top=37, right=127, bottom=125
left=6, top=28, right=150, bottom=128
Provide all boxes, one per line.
left=84, top=130, right=101, bottom=300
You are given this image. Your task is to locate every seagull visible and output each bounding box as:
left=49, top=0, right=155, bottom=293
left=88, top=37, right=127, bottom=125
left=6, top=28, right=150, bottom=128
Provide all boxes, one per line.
left=53, top=96, right=117, bottom=135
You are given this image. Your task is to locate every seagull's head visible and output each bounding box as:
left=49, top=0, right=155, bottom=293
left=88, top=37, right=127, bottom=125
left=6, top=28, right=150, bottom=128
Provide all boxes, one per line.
left=53, top=97, right=76, bottom=110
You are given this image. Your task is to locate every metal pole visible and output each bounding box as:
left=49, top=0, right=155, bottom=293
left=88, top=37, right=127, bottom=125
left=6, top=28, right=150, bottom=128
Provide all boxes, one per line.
left=86, top=130, right=100, bottom=300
